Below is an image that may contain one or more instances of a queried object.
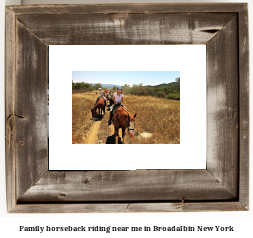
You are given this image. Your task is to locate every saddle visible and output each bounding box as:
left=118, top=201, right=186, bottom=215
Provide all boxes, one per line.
left=111, top=104, right=128, bottom=115
left=98, top=96, right=106, bottom=101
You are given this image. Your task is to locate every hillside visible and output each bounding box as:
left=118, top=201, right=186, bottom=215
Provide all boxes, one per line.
left=122, top=81, right=180, bottom=100
left=72, top=81, right=121, bottom=91
left=72, top=80, right=180, bottom=100
left=146, top=82, right=180, bottom=88
left=92, top=83, right=121, bottom=88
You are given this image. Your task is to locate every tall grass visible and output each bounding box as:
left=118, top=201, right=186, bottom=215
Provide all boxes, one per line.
left=97, top=95, right=180, bottom=144
left=72, top=92, right=96, bottom=144
left=73, top=92, right=180, bottom=144
left=125, top=95, right=180, bottom=144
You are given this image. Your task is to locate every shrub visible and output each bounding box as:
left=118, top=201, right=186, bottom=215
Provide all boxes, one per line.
left=156, top=91, right=167, bottom=98
left=72, top=81, right=95, bottom=91
left=167, top=93, right=180, bottom=100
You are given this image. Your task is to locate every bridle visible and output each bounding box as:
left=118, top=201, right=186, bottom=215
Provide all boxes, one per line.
left=127, top=113, right=135, bottom=132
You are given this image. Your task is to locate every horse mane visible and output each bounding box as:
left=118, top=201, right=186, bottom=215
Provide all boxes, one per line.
left=116, top=106, right=129, bottom=115
left=115, top=107, right=132, bottom=124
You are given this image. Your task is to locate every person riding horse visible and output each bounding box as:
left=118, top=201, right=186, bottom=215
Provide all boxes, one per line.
left=106, top=89, right=114, bottom=107
left=107, top=86, right=128, bottom=125
left=94, top=88, right=106, bottom=106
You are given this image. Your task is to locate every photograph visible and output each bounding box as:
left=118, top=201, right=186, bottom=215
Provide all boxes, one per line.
left=72, top=71, right=180, bottom=144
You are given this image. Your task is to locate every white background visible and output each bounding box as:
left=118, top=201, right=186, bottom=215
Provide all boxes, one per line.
left=0, top=0, right=252, bottom=237
left=49, top=45, right=206, bottom=170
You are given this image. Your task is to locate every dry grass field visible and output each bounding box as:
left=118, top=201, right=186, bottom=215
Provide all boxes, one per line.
left=72, top=91, right=97, bottom=144
left=72, top=92, right=180, bottom=144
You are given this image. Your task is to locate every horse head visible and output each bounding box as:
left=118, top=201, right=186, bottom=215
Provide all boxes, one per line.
left=128, top=113, right=137, bottom=138
left=91, top=108, right=96, bottom=118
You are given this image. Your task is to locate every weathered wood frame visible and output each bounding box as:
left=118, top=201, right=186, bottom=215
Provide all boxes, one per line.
left=5, top=4, right=249, bottom=213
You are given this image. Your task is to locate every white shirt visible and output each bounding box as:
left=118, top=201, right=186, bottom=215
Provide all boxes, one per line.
left=114, top=93, right=124, bottom=103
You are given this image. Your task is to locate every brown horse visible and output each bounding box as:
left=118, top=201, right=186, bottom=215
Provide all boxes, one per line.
left=91, top=97, right=105, bottom=118
left=112, top=106, right=137, bottom=144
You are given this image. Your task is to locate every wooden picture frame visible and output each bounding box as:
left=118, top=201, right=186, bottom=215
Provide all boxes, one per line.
left=5, top=3, right=249, bottom=213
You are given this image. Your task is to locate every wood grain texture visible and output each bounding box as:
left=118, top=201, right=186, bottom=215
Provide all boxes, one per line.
left=10, top=202, right=247, bottom=213
left=15, top=20, right=48, bottom=200
left=126, top=202, right=247, bottom=213
left=238, top=4, right=249, bottom=209
left=5, top=7, right=16, bottom=212
left=206, top=16, right=239, bottom=198
left=16, top=13, right=235, bottom=45
left=7, top=3, right=246, bottom=15
left=18, top=170, right=236, bottom=202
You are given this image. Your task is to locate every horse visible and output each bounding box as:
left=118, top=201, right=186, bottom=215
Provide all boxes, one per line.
left=91, top=97, right=105, bottom=118
left=112, top=106, right=137, bottom=144
left=108, top=94, right=114, bottom=107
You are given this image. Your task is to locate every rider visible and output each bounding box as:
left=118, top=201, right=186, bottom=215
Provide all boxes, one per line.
left=94, top=88, right=106, bottom=106
left=107, top=86, right=125, bottom=125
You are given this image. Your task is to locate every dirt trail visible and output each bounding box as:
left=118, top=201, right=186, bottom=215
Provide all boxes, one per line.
left=85, top=120, right=102, bottom=144
left=81, top=95, right=120, bottom=144
left=110, top=124, right=114, bottom=135
left=84, top=117, right=119, bottom=144
left=84, top=92, right=106, bottom=144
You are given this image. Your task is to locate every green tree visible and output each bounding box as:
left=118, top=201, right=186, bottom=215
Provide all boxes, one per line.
left=94, top=83, right=102, bottom=90
left=112, top=85, right=117, bottom=91
left=175, top=77, right=180, bottom=82
left=122, top=84, right=131, bottom=94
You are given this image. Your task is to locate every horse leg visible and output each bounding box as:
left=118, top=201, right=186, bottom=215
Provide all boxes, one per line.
left=122, top=127, right=126, bottom=144
left=115, top=127, right=119, bottom=144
